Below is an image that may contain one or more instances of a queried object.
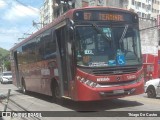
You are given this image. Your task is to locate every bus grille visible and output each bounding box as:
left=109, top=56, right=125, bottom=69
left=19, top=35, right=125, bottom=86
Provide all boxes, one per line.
left=98, top=79, right=136, bottom=86
left=92, top=67, right=139, bottom=76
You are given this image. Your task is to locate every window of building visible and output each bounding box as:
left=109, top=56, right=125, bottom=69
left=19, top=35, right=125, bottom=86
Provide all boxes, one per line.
left=132, top=0, right=135, bottom=5
left=142, top=13, right=145, bottom=18
left=147, top=14, right=151, bottom=19
left=146, top=0, right=151, bottom=3
left=137, top=2, right=141, bottom=7
left=137, top=12, right=141, bottom=17
left=142, top=3, right=145, bottom=9
left=135, top=1, right=138, bottom=9
left=147, top=5, right=151, bottom=10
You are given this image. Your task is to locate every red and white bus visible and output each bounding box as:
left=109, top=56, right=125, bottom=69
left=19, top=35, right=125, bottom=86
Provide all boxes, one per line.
left=10, top=7, right=144, bottom=102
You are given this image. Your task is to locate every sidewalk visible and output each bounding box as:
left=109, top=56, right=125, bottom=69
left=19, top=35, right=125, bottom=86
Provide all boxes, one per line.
left=0, top=93, right=6, bottom=111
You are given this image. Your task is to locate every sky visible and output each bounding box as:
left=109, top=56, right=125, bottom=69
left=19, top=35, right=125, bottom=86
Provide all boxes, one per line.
left=0, top=0, right=44, bottom=50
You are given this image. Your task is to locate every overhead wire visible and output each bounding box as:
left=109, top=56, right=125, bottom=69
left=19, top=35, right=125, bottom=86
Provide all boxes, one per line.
left=14, top=0, right=41, bottom=12
left=9, top=0, right=44, bottom=42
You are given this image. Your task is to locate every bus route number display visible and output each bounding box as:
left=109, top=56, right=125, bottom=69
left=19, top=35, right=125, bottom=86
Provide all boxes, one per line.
left=84, top=12, right=124, bottom=21
left=84, top=12, right=92, bottom=20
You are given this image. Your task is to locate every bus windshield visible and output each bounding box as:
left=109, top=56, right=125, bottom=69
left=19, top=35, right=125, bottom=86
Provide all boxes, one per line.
left=75, top=24, right=142, bottom=67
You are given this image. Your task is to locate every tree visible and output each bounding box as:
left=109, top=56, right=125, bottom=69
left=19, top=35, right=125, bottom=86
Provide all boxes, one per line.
left=4, top=61, right=11, bottom=71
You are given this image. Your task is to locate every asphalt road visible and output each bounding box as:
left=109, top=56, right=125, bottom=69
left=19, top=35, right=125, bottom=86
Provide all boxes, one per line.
left=0, top=83, right=160, bottom=120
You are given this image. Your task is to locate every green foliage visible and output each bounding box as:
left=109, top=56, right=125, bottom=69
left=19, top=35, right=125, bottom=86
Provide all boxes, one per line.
left=0, top=48, right=10, bottom=71
left=4, top=61, right=11, bottom=71
left=0, top=48, right=9, bottom=59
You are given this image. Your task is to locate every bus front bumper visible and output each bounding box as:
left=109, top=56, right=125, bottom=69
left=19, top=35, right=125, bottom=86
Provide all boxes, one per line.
left=99, top=88, right=136, bottom=97
left=75, top=80, right=144, bottom=101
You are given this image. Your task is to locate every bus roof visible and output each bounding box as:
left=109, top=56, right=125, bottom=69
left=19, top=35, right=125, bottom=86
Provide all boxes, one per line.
left=10, top=6, right=136, bottom=51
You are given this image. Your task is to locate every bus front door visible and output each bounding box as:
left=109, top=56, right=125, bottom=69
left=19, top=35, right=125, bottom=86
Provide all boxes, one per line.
left=55, top=26, right=70, bottom=97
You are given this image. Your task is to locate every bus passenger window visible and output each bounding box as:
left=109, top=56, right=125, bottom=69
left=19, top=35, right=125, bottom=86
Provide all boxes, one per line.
left=44, top=33, right=56, bottom=60
left=36, top=36, right=44, bottom=61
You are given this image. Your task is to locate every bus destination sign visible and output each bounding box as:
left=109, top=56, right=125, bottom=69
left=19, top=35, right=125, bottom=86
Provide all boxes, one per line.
left=74, top=10, right=138, bottom=23
left=84, top=12, right=124, bottom=21
left=99, top=13, right=124, bottom=21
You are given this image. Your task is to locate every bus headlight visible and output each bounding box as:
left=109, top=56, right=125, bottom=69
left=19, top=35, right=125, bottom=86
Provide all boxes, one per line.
left=77, top=76, right=99, bottom=88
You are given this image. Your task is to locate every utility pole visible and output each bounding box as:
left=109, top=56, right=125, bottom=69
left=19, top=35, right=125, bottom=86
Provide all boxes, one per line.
left=18, top=38, right=25, bottom=41
left=32, top=20, right=45, bottom=29
left=23, top=33, right=32, bottom=36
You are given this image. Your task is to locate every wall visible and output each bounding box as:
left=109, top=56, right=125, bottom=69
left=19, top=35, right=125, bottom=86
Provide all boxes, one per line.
left=139, top=19, right=159, bottom=55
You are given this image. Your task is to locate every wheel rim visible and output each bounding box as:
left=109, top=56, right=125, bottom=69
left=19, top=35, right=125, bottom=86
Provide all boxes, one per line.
left=147, top=89, right=155, bottom=97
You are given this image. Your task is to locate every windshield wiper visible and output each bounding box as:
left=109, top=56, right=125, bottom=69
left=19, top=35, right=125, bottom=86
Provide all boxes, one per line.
left=90, top=23, right=111, bottom=42
left=119, top=25, right=128, bottom=43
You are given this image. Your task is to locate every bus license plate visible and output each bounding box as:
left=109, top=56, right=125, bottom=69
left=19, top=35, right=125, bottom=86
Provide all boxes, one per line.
left=113, top=90, right=124, bottom=94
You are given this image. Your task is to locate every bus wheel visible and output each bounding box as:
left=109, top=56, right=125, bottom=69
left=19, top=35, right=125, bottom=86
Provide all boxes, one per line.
left=52, top=82, right=63, bottom=104
left=22, top=80, right=27, bottom=94
left=147, top=86, right=156, bottom=98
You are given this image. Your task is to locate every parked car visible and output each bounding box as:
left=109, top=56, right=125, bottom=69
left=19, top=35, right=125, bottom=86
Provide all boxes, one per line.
left=144, top=78, right=160, bottom=98
left=0, top=71, right=12, bottom=84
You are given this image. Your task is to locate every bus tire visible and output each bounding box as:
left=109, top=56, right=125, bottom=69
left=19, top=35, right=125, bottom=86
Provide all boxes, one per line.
left=147, top=86, right=156, bottom=98
left=22, top=80, right=27, bottom=94
left=51, top=81, right=63, bottom=104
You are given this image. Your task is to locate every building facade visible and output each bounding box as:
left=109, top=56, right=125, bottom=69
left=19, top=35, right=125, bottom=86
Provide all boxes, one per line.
left=127, top=0, right=152, bottom=19
left=40, top=0, right=54, bottom=27
left=40, top=0, right=160, bottom=25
